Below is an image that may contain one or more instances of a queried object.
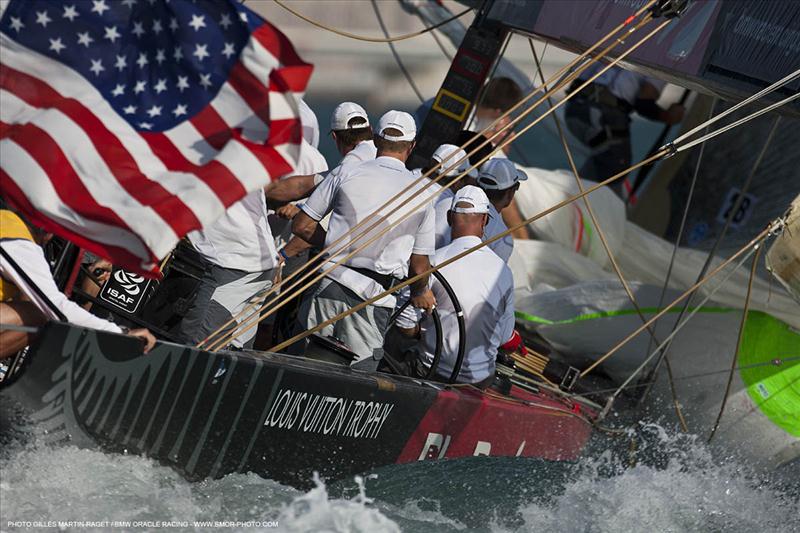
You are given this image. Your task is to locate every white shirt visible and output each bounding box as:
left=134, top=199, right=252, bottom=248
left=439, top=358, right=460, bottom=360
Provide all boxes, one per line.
left=194, top=140, right=328, bottom=272
left=302, top=156, right=436, bottom=307
left=578, top=64, right=666, bottom=106
left=433, top=188, right=454, bottom=249
left=485, top=203, right=513, bottom=263
left=320, top=140, right=377, bottom=184
left=0, top=239, right=122, bottom=333
left=190, top=190, right=277, bottom=272
left=416, top=235, right=515, bottom=383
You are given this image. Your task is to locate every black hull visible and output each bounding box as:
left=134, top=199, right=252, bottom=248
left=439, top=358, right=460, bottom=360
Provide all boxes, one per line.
left=3, top=323, right=595, bottom=488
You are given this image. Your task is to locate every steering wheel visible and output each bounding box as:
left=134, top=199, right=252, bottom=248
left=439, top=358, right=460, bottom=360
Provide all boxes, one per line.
left=385, top=270, right=466, bottom=383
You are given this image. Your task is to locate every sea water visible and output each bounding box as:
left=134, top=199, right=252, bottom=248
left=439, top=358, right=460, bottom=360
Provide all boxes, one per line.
left=1, top=399, right=798, bottom=533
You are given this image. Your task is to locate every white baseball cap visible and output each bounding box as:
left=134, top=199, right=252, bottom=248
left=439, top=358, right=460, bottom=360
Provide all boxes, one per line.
left=377, top=110, right=416, bottom=141
left=477, top=158, right=528, bottom=190
left=330, top=102, right=369, bottom=131
left=450, top=185, right=492, bottom=215
left=432, top=144, right=478, bottom=178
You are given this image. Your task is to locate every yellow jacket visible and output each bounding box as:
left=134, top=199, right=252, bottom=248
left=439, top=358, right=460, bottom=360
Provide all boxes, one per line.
left=0, top=209, right=35, bottom=301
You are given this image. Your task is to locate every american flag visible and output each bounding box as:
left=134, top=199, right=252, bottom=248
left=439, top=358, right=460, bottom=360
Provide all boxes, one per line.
left=0, top=0, right=312, bottom=275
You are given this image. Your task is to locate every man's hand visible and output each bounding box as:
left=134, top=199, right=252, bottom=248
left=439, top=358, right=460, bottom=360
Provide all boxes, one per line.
left=89, top=259, right=113, bottom=285
left=276, top=204, right=301, bottom=220
left=410, top=288, right=436, bottom=313
left=128, top=328, right=156, bottom=353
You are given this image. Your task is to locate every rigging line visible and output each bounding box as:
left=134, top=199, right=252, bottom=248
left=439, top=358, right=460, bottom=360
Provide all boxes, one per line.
left=211, top=18, right=672, bottom=351
left=371, top=0, right=424, bottom=103
left=202, top=16, right=662, bottom=351
left=263, top=153, right=667, bottom=354
left=421, top=14, right=453, bottom=62
left=641, top=99, right=717, bottom=382
left=198, top=5, right=661, bottom=349
left=639, top=115, right=782, bottom=401
left=529, top=38, right=689, bottom=430
left=272, top=0, right=473, bottom=44
left=707, top=243, right=762, bottom=443
left=581, top=221, right=775, bottom=379
left=199, top=5, right=661, bottom=349
left=626, top=88, right=692, bottom=205
left=675, top=93, right=797, bottom=154
left=670, top=68, right=800, bottom=147
left=466, top=33, right=532, bottom=166
left=269, top=155, right=772, bottom=358
left=580, top=354, right=800, bottom=396
left=596, top=240, right=759, bottom=419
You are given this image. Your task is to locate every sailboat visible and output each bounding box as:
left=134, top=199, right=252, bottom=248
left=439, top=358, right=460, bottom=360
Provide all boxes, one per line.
left=1, top=0, right=798, bottom=488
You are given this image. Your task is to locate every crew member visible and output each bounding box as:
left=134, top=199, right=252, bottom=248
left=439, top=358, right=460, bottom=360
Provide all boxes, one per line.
left=292, top=110, right=436, bottom=367
left=564, top=64, right=684, bottom=197
left=0, top=209, right=155, bottom=358
left=475, top=158, right=528, bottom=263
left=424, top=144, right=478, bottom=249
left=178, top=190, right=281, bottom=350
left=473, top=77, right=523, bottom=159
left=395, top=186, right=515, bottom=387
left=265, top=102, right=376, bottom=209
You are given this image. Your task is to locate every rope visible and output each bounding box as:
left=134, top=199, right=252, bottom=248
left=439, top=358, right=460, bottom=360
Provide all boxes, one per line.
left=670, top=68, right=800, bottom=147
left=265, top=151, right=666, bottom=355
left=199, top=17, right=637, bottom=349
left=675, top=94, right=796, bottom=154
left=638, top=115, right=781, bottom=401
left=707, top=242, right=762, bottom=443
left=421, top=14, right=453, bottom=62
left=272, top=0, right=472, bottom=43
left=643, top=99, right=716, bottom=373
left=529, top=38, right=688, bottom=431
left=200, top=2, right=661, bottom=349
left=371, top=0, right=424, bottom=103
left=209, top=17, right=671, bottom=352
left=581, top=223, right=774, bottom=379
left=201, top=9, right=663, bottom=350
left=596, top=238, right=761, bottom=418
left=581, top=355, right=800, bottom=397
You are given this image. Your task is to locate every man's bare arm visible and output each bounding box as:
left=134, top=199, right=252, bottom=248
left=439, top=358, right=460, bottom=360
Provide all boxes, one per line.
left=409, top=253, right=436, bottom=312
left=264, top=174, right=318, bottom=204
left=292, top=210, right=327, bottom=248
left=502, top=199, right=530, bottom=240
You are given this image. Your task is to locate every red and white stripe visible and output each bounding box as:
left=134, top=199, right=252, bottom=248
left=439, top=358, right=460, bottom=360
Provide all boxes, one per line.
left=0, top=20, right=312, bottom=274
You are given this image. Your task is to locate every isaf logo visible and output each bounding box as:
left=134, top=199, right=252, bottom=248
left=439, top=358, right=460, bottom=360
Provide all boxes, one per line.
left=113, top=270, right=145, bottom=296
left=100, top=268, right=151, bottom=314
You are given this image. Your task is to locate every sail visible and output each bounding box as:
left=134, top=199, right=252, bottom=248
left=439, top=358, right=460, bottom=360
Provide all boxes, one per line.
left=0, top=0, right=312, bottom=275
left=480, top=0, right=800, bottom=113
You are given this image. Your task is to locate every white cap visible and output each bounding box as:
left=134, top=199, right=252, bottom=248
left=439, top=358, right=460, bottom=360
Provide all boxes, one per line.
left=450, top=185, right=491, bottom=215
left=477, top=158, right=528, bottom=190
left=432, top=144, right=478, bottom=178
left=330, top=102, right=369, bottom=131
left=377, top=110, right=416, bottom=141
